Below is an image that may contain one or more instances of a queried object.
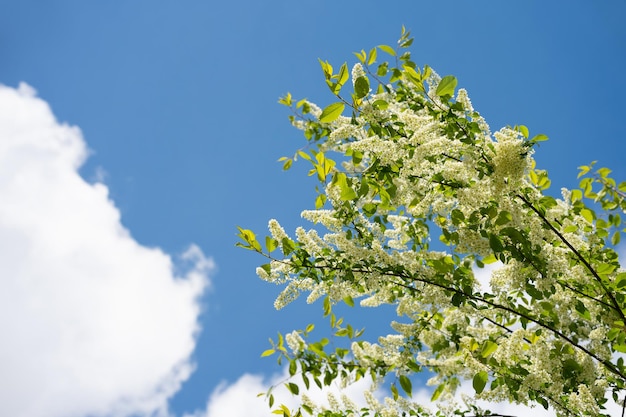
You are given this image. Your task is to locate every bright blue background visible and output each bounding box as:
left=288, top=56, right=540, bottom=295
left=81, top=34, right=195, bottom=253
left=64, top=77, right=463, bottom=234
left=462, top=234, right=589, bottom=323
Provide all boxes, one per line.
left=1, top=1, right=625, bottom=415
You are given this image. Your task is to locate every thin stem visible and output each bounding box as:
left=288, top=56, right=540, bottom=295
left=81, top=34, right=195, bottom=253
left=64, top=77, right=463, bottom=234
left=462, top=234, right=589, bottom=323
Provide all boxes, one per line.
left=557, top=278, right=615, bottom=310
left=515, top=193, right=626, bottom=325
left=389, top=274, right=624, bottom=380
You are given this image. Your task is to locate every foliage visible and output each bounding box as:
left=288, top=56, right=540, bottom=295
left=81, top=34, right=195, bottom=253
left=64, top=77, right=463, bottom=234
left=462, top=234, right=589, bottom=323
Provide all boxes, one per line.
left=237, top=27, right=626, bottom=417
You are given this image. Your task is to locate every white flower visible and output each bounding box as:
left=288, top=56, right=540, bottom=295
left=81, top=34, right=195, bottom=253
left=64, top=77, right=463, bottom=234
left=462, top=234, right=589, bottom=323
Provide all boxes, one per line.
left=286, top=330, right=307, bottom=354
left=351, top=63, right=366, bottom=87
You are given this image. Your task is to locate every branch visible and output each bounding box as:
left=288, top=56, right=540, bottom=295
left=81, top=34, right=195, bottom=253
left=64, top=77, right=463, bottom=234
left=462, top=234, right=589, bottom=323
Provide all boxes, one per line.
left=515, top=193, right=626, bottom=325
left=389, top=274, right=625, bottom=380
left=259, top=245, right=625, bottom=381
left=284, top=249, right=625, bottom=382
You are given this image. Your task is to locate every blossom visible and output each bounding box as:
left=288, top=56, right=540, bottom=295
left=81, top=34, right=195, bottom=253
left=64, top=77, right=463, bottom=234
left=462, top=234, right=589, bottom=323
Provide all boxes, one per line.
left=351, top=63, right=366, bottom=87
left=285, top=330, right=306, bottom=354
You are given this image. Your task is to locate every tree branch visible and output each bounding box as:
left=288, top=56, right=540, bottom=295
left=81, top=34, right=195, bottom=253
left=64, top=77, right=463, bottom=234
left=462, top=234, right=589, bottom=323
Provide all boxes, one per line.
left=515, top=193, right=626, bottom=325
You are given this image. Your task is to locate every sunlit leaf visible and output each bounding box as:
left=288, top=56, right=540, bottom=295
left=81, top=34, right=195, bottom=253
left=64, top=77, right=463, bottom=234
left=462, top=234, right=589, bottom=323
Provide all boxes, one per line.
left=265, top=236, right=278, bottom=253
left=473, top=371, right=488, bottom=394
left=431, top=383, right=445, bottom=401
left=435, top=75, right=457, bottom=97
left=378, top=44, right=396, bottom=56
left=399, top=375, right=412, bottom=397
left=372, top=99, right=389, bottom=110
left=338, top=62, right=349, bottom=86
left=530, top=133, right=549, bottom=143
left=278, top=92, right=292, bottom=106
left=354, top=76, right=370, bottom=99
left=367, top=47, right=377, bottom=66
left=319, top=102, right=345, bottom=123
left=261, top=349, right=275, bottom=357
left=481, top=341, right=498, bottom=358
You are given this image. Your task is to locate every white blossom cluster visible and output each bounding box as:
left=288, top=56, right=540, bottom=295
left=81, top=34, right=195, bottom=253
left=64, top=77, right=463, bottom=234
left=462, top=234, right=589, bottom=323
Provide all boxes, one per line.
left=258, top=61, right=623, bottom=416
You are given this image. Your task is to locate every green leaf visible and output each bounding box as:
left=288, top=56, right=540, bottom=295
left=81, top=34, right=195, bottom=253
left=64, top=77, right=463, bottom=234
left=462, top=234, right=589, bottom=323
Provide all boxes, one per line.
left=314, top=152, right=336, bottom=180
left=362, top=203, right=377, bottom=217
left=563, top=224, right=577, bottom=233
left=297, top=150, right=312, bottom=161
left=354, top=49, right=366, bottom=64
left=473, top=371, right=488, bottom=394
left=261, top=349, right=275, bottom=357
left=340, top=184, right=357, bottom=201
left=435, top=75, right=457, bottom=97
left=403, top=65, right=422, bottom=86
left=343, top=296, right=355, bottom=307
left=260, top=263, right=271, bottom=276
left=451, top=292, right=465, bottom=307
left=578, top=164, right=592, bottom=178
left=597, top=167, right=612, bottom=178
left=376, top=62, right=389, bottom=77
left=399, top=375, right=412, bottom=397
left=367, top=47, right=377, bottom=66
left=281, top=158, right=293, bottom=171
left=581, top=208, right=595, bottom=223
left=334, top=172, right=358, bottom=201
left=372, top=99, right=389, bottom=110
left=391, top=383, right=399, bottom=400
left=612, top=231, right=621, bottom=245
left=431, top=383, right=445, bottom=401
left=237, top=227, right=262, bottom=251
left=571, top=189, right=583, bottom=202
left=337, top=62, right=349, bottom=86
left=323, top=296, right=331, bottom=316
left=315, top=194, right=327, bottom=209
left=615, top=273, right=626, bottom=290
left=286, top=382, right=299, bottom=395
left=481, top=254, right=497, bottom=265
left=354, top=76, right=370, bottom=99
left=319, top=102, right=345, bottom=123
left=278, top=93, right=292, bottom=106
left=495, top=211, right=512, bottom=226
left=530, top=133, right=549, bottom=143
left=596, top=263, right=616, bottom=276
left=406, top=361, right=421, bottom=373
left=517, top=125, right=529, bottom=138
left=335, top=328, right=349, bottom=337
left=378, top=44, right=396, bottom=56
left=488, top=234, right=504, bottom=253
left=319, top=59, right=333, bottom=79
left=265, top=236, right=278, bottom=253
left=481, top=340, right=498, bottom=358
left=277, top=332, right=285, bottom=351
left=281, top=237, right=295, bottom=256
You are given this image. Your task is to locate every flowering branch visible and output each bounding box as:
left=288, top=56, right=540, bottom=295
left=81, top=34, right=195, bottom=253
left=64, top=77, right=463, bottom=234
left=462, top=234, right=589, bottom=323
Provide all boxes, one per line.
left=240, top=28, right=625, bottom=417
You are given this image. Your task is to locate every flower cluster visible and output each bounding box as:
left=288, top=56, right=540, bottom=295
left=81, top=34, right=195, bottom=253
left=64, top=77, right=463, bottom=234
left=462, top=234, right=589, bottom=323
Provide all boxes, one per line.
left=248, top=35, right=625, bottom=417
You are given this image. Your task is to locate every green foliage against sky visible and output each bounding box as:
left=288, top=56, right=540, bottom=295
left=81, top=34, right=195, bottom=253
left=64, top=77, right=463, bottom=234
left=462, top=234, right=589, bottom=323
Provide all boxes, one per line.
left=239, top=29, right=626, bottom=417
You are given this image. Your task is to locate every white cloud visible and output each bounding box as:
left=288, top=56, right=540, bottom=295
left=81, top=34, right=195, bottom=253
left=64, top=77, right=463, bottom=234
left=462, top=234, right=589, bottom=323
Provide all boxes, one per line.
left=0, top=83, right=213, bottom=417
left=473, top=260, right=503, bottom=292
left=190, top=373, right=274, bottom=417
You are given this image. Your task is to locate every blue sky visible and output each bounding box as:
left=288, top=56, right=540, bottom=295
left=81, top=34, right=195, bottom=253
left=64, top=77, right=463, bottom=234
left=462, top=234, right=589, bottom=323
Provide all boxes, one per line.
left=0, top=1, right=625, bottom=416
